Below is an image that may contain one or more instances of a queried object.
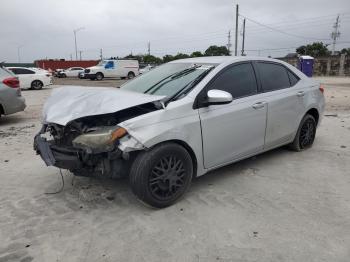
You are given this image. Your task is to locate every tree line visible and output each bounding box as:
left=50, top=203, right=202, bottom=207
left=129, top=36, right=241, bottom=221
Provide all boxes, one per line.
left=123, top=45, right=229, bottom=64
left=296, top=42, right=350, bottom=57
left=121, top=43, right=350, bottom=64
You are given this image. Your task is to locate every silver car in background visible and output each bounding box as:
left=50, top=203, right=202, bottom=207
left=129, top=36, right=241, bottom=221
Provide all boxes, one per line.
left=0, top=66, right=26, bottom=118
left=34, top=56, right=325, bottom=208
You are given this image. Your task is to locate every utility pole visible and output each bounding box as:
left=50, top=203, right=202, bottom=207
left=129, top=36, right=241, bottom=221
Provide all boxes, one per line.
left=79, top=51, right=82, bottom=60
left=100, top=48, right=103, bottom=60
left=234, top=4, right=239, bottom=56
left=70, top=54, right=73, bottom=61
left=73, top=27, right=85, bottom=60
left=227, top=30, right=232, bottom=55
left=331, top=15, right=340, bottom=55
left=147, top=41, right=151, bottom=55
left=241, top=18, right=246, bottom=56
left=17, top=45, right=23, bottom=63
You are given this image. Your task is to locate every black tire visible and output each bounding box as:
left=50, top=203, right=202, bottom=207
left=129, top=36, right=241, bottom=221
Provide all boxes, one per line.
left=61, top=73, right=66, bottom=78
left=129, top=143, right=193, bottom=208
left=127, top=72, right=135, bottom=79
left=96, top=73, right=104, bottom=81
left=290, top=114, right=317, bottom=151
left=31, top=80, right=43, bottom=90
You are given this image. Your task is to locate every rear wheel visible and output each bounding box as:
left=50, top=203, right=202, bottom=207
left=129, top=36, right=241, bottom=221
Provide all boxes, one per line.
left=31, top=80, right=43, bottom=90
left=96, top=73, right=104, bottom=81
left=290, top=114, right=316, bottom=151
left=129, top=143, right=193, bottom=208
left=127, top=72, right=135, bottom=79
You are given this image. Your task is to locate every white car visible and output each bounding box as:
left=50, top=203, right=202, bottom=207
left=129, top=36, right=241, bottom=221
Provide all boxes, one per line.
left=59, top=67, right=85, bottom=78
left=84, top=59, right=139, bottom=80
left=139, top=64, right=154, bottom=74
left=7, top=67, right=53, bottom=90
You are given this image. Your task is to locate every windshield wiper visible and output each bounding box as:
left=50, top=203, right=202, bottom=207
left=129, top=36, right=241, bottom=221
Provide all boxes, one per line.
left=163, top=66, right=214, bottom=106
left=143, top=65, right=201, bottom=94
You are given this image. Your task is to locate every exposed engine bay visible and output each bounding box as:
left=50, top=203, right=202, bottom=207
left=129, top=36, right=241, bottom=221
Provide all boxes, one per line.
left=34, top=102, right=160, bottom=178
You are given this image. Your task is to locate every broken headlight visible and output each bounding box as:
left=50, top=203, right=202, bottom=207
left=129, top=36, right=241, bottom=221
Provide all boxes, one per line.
left=72, top=126, right=127, bottom=153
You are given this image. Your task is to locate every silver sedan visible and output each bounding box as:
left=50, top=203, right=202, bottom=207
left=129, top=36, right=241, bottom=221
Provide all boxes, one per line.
left=0, top=66, right=26, bottom=117
left=34, top=56, right=325, bottom=208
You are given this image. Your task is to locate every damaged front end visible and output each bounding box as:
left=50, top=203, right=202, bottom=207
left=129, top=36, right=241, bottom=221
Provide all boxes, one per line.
left=34, top=103, right=157, bottom=178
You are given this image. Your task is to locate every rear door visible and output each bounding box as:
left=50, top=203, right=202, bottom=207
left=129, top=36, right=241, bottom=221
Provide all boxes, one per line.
left=255, top=62, right=303, bottom=149
left=198, top=62, right=267, bottom=168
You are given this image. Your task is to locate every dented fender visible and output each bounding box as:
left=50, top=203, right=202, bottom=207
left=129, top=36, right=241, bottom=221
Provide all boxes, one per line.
left=118, top=99, right=207, bottom=177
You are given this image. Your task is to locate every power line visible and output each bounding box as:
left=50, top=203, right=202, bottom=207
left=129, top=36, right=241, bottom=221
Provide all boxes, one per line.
left=245, top=16, right=350, bottom=34
left=239, top=14, right=330, bottom=41
left=244, top=12, right=350, bottom=31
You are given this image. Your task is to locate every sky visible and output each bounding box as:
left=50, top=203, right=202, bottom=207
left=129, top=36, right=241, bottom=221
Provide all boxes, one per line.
left=1, top=0, right=349, bottom=62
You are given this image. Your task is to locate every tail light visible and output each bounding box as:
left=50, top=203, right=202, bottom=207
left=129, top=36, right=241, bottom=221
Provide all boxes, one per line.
left=319, top=85, right=324, bottom=94
left=3, top=77, right=19, bottom=88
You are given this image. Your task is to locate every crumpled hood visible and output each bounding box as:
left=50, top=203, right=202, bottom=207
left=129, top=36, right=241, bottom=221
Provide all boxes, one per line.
left=43, top=86, right=165, bottom=126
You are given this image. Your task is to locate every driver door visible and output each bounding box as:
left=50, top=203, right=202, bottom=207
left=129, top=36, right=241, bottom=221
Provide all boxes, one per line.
left=104, top=61, right=115, bottom=77
left=198, top=62, right=267, bottom=168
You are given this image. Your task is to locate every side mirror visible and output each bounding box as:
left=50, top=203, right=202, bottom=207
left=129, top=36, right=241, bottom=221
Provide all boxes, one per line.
left=207, top=89, right=232, bottom=105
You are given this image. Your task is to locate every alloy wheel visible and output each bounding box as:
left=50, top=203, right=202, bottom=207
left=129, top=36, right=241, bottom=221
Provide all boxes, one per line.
left=149, top=155, right=186, bottom=201
left=299, top=118, right=315, bottom=148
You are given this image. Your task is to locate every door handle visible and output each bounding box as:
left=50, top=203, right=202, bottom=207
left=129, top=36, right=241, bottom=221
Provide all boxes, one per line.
left=252, top=101, right=266, bottom=109
left=297, top=91, right=305, bottom=97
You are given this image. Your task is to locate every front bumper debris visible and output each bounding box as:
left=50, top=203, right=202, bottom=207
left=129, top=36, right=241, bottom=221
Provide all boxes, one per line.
left=34, top=135, right=83, bottom=170
left=34, top=128, right=130, bottom=178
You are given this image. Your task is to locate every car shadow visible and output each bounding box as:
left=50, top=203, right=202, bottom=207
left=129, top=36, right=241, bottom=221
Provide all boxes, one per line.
left=191, top=147, right=290, bottom=188
left=0, top=114, right=28, bottom=126
left=58, top=146, right=292, bottom=210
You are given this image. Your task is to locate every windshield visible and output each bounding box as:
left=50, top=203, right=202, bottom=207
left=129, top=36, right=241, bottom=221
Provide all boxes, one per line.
left=121, top=63, right=216, bottom=98
left=97, top=60, right=107, bottom=66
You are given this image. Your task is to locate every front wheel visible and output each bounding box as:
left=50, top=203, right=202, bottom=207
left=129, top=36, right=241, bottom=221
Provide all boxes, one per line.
left=290, top=114, right=317, bottom=151
left=96, top=73, right=104, bottom=81
left=129, top=143, right=193, bottom=208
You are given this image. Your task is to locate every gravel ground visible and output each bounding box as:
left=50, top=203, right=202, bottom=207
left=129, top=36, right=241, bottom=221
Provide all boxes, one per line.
left=0, top=77, right=349, bottom=262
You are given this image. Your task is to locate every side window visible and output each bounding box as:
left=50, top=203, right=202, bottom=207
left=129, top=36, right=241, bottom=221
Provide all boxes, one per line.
left=207, top=63, right=258, bottom=99
left=105, top=61, right=114, bottom=69
left=17, top=68, right=35, bottom=74
left=258, top=62, right=290, bottom=92
left=287, top=70, right=300, bottom=86
left=8, top=68, right=18, bottom=74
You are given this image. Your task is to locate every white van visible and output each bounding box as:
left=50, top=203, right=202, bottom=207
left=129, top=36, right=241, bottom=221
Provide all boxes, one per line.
left=84, top=59, right=139, bottom=80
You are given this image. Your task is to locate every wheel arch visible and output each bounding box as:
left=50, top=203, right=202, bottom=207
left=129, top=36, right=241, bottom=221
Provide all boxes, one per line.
left=147, top=139, right=198, bottom=178
left=0, top=104, right=4, bottom=115
left=305, top=108, right=319, bottom=125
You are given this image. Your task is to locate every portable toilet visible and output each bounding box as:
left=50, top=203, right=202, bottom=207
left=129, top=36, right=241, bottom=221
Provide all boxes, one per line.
left=298, top=55, right=314, bottom=77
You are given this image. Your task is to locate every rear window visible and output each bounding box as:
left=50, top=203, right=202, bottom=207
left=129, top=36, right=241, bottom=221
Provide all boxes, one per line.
left=258, top=62, right=291, bottom=92
left=287, top=70, right=300, bottom=86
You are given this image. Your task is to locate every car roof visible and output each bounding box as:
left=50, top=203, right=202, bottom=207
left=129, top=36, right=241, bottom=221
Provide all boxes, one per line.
left=169, top=56, right=285, bottom=65
left=7, top=67, right=35, bottom=70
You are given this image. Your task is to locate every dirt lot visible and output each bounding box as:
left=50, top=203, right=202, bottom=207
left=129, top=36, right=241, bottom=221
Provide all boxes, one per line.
left=0, top=77, right=350, bottom=262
